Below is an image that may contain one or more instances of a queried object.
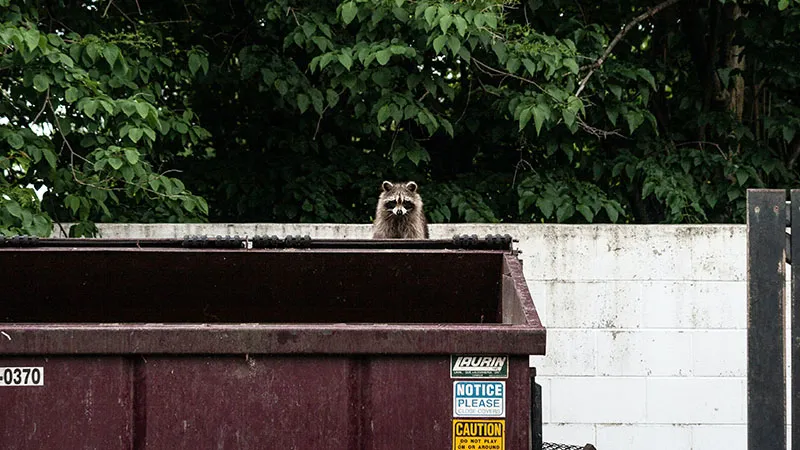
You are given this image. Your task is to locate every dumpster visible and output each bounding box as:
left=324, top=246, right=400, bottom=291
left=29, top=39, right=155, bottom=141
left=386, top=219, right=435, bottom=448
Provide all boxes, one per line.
left=0, top=235, right=546, bottom=449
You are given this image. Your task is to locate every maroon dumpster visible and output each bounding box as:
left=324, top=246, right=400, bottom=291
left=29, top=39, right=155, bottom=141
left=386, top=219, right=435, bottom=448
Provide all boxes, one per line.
left=0, top=236, right=545, bottom=449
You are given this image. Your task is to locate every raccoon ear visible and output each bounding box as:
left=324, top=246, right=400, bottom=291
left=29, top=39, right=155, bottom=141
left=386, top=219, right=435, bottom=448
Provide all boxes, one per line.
left=381, top=181, right=393, bottom=191
left=406, top=181, right=418, bottom=192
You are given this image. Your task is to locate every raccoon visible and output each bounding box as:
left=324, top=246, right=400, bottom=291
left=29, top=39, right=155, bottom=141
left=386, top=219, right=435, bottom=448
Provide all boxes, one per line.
left=372, top=181, right=429, bottom=239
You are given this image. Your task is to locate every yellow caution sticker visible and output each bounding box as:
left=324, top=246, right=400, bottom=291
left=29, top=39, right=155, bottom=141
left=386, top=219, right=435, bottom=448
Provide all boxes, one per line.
left=452, top=419, right=505, bottom=450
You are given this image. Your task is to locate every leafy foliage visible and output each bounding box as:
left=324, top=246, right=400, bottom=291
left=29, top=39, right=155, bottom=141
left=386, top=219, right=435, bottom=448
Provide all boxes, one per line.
left=2, top=0, right=799, bottom=235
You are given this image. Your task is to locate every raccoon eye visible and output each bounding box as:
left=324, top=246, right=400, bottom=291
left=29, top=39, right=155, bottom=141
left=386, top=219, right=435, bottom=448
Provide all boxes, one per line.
left=402, top=200, right=414, bottom=210
left=385, top=200, right=397, bottom=209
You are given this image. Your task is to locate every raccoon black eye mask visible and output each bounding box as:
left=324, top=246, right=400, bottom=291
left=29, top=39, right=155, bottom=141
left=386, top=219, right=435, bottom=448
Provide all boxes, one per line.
left=371, top=181, right=429, bottom=239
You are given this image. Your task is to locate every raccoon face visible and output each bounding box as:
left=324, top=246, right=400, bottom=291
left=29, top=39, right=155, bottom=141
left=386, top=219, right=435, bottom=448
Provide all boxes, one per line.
left=380, top=181, right=420, bottom=217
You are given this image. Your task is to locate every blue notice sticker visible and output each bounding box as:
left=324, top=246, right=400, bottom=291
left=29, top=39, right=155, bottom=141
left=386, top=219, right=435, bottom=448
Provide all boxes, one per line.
left=452, top=380, right=505, bottom=418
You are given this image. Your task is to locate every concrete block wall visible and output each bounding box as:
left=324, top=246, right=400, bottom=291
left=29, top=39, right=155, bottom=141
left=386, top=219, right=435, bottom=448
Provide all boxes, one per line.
left=54, top=223, right=773, bottom=449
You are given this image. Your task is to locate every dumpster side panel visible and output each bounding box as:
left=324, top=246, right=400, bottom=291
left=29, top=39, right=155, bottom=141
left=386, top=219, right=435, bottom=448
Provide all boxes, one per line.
left=361, top=356, right=452, bottom=449
left=361, top=356, right=531, bottom=449
left=141, top=356, right=354, bottom=449
left=0, top=357, right=132, bottom=449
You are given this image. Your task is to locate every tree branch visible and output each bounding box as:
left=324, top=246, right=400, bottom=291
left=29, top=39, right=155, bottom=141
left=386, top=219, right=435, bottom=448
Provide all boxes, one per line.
left=576, top=0, right=682, bottom=97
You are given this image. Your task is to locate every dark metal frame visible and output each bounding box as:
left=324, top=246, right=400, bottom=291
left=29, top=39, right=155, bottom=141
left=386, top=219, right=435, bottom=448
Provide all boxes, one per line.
left=0, top=234, right=516, bottom=250
left=746, top=189, right=797, bottom=450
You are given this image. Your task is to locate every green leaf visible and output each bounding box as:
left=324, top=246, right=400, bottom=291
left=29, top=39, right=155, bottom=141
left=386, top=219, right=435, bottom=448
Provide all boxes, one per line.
left=83, top=100, right=98, bottom=118
left=535, top=197, right=553, bottom=218
left=439, top=14, right=453, bottom=33
left=604, top=204, right=619, bottom=222
left=736, top=169, right=749, bottom=186
left=197, top=197, right=209, bottom=215
left=377, top=104, right=391, bottom=123
left=338, top=52, right=353, bottom=70
left=433, top=35, right=447, bottom=54
left=447, top=35, right=461, bottom=55
left=108, top=157, right=124, bottom=170
left=135, top=102, right=148, bottom=119
left=484, top=12, right=497, bottom=28
left=142, top=127, right=156, bottom=141
left=563, top=58, right=579, bottom=74
left=532, top=105, right=548, bottom=135
left=65, top=196, right=80, bottom=215
left=556, top=204, right=575, bottom=222
left=783, top=126, right=795, bottom=143
left=65, top=87, right=80, bottom=103
left=609, top=84, right=622, bottom=99
left=636, top=68, right=656, bottom=89
left=6, top=201, right=23, bottom=219
left=121, top=165, right=135, bottom=182
left=441, top=118, right=454, bottom=137
left=522, top=58, right=537, bottom=75
left=148, top=178, right=161, bottom=192
left=454, top=16, right=467, bottom=36
left=407, top=146, right=429, bottom=165
left=376, top=49, right=392, bottom=65
left=576, top=204, right=594, bottom=222
left=519, top=107, right=532, bottom=131
left=779, top=0, right=790, bottom=10
left=128, top=128, right=143, bottom=143
left=492, top=42, right=507, bottom=63
left=562, top=107, right=576, bottom=128
left=33, top=74, right=50, bottom=92
left=310, top=89, right=324, bottom=114
left=121, top=101, right=137, bottom=117
left=189, top=52, right=203, bottom=75
left=7, top=133, right=24, bottom=150
left=103, top=45, right=119, bottom=68
left=302, top=200, right=314, bottom=212
left=341, top=1, right=358, bottom=24
left=42, top=147, right=57, bottom=168
left=297, top=93, right=310, bottom=113
left=124, top=149, right=140, bottom=165
left=624, top=110, right=645, bottom=134
left=506, top=57, right=520, bottom=73
left=23, top=30, right=39, bottom=52
left=326, top=89, right=340, bottom=108
left=85, top=42, right=99, bottom=62
left=424, top=6, right=437, bottom=26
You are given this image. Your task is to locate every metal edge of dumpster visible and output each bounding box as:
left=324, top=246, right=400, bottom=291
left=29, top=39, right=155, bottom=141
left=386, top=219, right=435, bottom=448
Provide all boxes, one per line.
left=0, top=233, right=517, bottom=250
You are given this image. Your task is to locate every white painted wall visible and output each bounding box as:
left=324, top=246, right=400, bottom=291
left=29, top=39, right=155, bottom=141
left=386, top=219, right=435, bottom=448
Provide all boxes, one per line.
left=52, top=223, right=779, bottom=450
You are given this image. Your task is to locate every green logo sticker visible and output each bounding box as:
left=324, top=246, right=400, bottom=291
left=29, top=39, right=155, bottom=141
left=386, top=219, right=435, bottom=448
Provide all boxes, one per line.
left=450, top=355, right=508, bottom=379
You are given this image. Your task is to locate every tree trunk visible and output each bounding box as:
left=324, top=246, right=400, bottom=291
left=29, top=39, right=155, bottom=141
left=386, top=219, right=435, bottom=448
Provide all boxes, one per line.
left=724, top=3, right=746, bottom=122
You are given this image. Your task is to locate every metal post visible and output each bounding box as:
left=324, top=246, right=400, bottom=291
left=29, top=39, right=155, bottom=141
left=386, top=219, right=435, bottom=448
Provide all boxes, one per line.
left=747, top=189, right=787, bottom=450
left=792, top=190, right=799, bottom=450
left=530, top=367, right=542, bottom=450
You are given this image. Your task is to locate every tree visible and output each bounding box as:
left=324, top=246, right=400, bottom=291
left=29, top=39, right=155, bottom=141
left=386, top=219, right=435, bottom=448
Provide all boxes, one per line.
left=2, top=0, right=799, bottom=236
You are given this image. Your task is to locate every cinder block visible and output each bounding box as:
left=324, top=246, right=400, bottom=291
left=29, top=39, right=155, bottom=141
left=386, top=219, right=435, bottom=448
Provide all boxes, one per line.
left=543, top=281, right=644, bottom=329
left=542, top=423, right=596, bottom=447
left=646, top=377, right=745, bottom=424
left=596, top=330, right=693, bottom=376
left=596, top=424, right=691, bottom=450
left=685, top=225, right=746, bottom=281
left=641, top=281, right=746, bottom=329
left=691, top=425, right=746, bottom=450
left=550, top=376, right=647, bottom=423
left=692, top=330, right=746, bottom=377
left=525, top=281, right=549, bottom=327
left=529, top=329, right=596, bottom=376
